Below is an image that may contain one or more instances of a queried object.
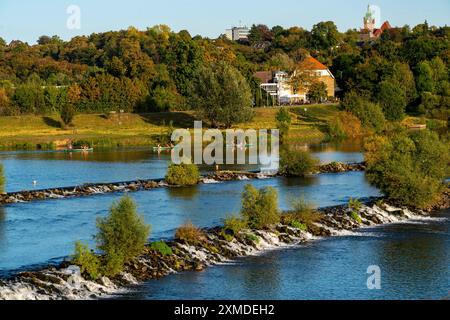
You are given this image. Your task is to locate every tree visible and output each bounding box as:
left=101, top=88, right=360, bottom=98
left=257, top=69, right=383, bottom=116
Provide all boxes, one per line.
left=276, top=107, right=292, bottom=144
left=61, top=84, right=80, bottom=126
left=365, top=130, right=449, bottom=208
left=190, top=62, right=254, bottom=128
left=307, top=82, right=328, bottom=103
left=96, top=196, right=151, bottom=276
left=266, top=52, right=294, bottom=71
left=310, top=21, right=341, bottom=51
left=415, top=61, right=435, bottom=93
left=248, top=24, right=273, bottom=44
left=377, top=79, right=407, bottom=121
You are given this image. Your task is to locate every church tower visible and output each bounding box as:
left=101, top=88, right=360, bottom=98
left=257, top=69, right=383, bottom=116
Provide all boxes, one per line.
left=363, top=5, right=375, bottom=32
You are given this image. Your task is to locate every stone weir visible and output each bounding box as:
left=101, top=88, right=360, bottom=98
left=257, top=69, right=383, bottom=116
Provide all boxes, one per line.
left=0, top=162, right=366, bottom=205
left=0, top=190, right=448, bottom=300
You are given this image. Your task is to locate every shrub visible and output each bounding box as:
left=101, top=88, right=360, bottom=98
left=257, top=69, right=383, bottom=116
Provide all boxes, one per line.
left=327, top=112, right=362, bottom=139
left=165, top=163, right=200, bottom=186
left=175, top=222, right=206, bottom=245
left=0, top=163, right=5, bottom=193
left=290, top=220, right=308, bottom=231
left=245, top=233, right=260, bottom=244
left=279, top=147, right=319, bottom=177
left=96, top=196, right=151, bottom=276
left=150, top=241, right=173, bottom=256
left=327, top=116, right=347, bottom=140
left=348, top=198, right=362, bottom=211
left=289, top=197, right=321, bottom=228
left=241, top=184, right=279, bottom=229
left=72, top=241, right=102, bottom=280
left=221, top=215, right=247, bottom=241
left=365, top=130, right=449, bottom=208
left=350, top=211, right=362, bottom=224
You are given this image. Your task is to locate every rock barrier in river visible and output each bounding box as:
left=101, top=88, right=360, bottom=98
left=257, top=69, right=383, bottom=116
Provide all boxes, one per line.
left=0, top=162, right=366, bottom=205
left=0, top=190, right=448, bottom=300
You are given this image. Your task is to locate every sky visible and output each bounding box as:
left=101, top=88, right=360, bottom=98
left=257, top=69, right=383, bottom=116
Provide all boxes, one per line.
left=0, top=0, right=449, bottom=44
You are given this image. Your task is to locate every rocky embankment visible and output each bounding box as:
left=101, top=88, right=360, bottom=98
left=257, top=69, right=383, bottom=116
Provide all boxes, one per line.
left=1, top=191, right=448, bottom=300
left=0, top=163, right=365, bottom=205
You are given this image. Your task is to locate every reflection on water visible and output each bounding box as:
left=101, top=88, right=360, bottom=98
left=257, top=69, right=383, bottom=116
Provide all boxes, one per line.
left=121, top=210, right=450, bottom=300
left=0, top=142, right=363, bottom=192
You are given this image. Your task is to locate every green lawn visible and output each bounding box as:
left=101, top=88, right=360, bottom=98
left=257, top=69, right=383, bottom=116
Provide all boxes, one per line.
left=0, top=104, right=340, bottom=149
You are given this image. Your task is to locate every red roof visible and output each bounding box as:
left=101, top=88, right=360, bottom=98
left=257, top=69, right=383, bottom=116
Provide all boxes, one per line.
left=254, top=71, right=273, bottom=83
left=373, top=21, right=392, bottom=37
left=298, top=56, right=328, bottom=70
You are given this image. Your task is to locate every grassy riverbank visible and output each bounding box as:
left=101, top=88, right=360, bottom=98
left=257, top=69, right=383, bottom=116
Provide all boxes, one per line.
left=0, top=104, right=340, bottom=149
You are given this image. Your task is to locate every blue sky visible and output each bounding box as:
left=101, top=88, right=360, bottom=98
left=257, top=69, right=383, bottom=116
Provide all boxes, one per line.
left=0, top=0, right=449, bottom=44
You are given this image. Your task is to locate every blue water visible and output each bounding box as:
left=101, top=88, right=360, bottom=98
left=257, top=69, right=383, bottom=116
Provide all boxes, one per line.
left=0, top=172, right=380, bottom=274
left=121, top=210, right=450, bottom=300
left=0, top=145, right=448, bottom=300
left=0, top=146, right=363, bottom=192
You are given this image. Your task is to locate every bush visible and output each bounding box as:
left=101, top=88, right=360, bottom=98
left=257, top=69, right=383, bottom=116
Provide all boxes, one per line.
left=327, top=116, right=347, bottom=140
left=241, top=184, right=280, bottom=229
left=221, top=215, right=247, bottom=241
left=175, top=222, right=206, bottom=245
left=165, top=163, right=200, bottom=186
left=72, top=241, right=102, bottom=280
left=245, top=233, right=260, bottom=244
left=283, top=197, right=321, bottom=229
left=365, top=130, right=449, bottom=208
left=279, top=147, right=319, bottom=177
left=290, top=220, right=308, bottom=231
left=150, top=241, right=173, bottom=256
left=350, top=211, right=362, bottom=224
left=0, top=163, right=5, bottom=193
left=96, top=196, right=151, bottom=276
left=348, top=198, right=362, bottom=211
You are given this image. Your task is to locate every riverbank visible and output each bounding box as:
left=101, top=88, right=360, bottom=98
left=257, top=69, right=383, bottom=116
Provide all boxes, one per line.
left=0, top=105, right=339, bottom=150
left=0, top=162, right=366, bottom=205
left=0, top=191, right=448, bottom=300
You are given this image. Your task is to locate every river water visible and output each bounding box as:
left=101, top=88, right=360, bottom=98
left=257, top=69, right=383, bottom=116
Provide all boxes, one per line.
left=0, top=145, right=448, bottom=300
left=121, top=210, right=450, bottom=300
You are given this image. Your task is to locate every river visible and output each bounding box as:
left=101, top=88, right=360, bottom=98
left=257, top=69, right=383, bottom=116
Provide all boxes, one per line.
left=0, top=144, right=448, bottom=300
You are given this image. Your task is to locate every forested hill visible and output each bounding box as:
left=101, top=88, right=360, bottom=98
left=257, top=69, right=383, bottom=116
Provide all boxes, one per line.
left=0, top=22, right=448, bottom=121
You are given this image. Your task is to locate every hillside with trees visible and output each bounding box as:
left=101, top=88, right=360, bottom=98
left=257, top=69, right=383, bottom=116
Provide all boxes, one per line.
left=0, top=22, right=449, bottom=127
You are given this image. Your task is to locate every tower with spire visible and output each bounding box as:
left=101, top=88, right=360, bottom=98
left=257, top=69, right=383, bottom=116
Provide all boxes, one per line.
left=363, top=5, right=376, bottom=33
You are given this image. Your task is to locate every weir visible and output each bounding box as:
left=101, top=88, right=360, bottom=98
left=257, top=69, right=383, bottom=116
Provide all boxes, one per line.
left=0, top=162, right=366, bottom=205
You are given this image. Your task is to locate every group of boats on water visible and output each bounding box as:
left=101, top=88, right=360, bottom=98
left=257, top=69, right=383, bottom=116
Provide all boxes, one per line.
left=34, top=142, right=255, bottom=154
left=152, top=143, right=255, bottom=152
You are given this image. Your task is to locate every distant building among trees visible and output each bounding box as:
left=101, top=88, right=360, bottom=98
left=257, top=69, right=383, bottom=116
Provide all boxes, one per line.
left=225, top=25, right=250, bottom=42
left=254, top=56, right=335, bottom=105
left=359, top=5, right=392, bottom=41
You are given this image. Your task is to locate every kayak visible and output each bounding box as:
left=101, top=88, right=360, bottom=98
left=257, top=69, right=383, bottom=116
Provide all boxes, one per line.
left=63, top=148, right=94, bottom=153
left=152, top=146, right=173, bottom=151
